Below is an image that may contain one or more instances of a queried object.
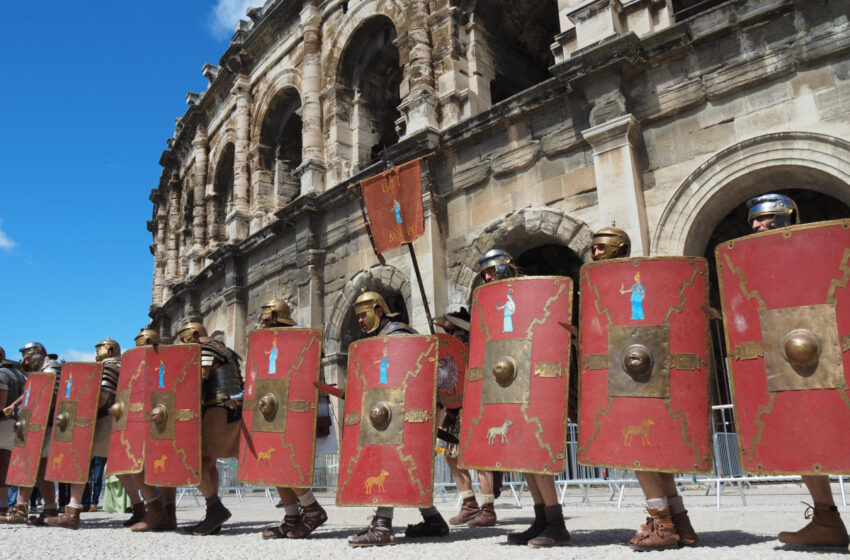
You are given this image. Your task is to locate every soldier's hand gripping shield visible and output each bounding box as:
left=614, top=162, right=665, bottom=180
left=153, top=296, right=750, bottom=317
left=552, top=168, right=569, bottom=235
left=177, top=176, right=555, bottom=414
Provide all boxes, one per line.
left=107, top=346, right=152, bottom=476
left=238, top=328, right=322, bottom=487
left=45, top=362, right=104, bottom=483
left=578, top=258, right=713, bottom=473
left=717, top=219, right=850, bottom=475
left=6, top=372, right=57, bottom=487
left=143, top=344, right=202, bottom=487
left=458, top=276, right=572, bottom=475
left=337, top=335, right=439, bottom=507
left=436, top=333, right=467, bottom=409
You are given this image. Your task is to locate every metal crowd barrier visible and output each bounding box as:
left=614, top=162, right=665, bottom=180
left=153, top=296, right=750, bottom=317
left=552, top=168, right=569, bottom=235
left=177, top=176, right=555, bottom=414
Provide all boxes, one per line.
left=174, top=407, right=847, bottom=510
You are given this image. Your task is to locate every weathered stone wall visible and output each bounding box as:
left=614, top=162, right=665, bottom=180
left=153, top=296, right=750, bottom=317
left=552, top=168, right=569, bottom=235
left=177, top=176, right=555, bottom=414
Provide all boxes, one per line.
left=146, top=0, right=850, bottom=392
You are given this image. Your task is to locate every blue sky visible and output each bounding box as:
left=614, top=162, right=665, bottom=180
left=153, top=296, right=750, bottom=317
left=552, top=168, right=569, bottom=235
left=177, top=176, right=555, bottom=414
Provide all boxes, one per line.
left=0, top=1, right=259, bottom=362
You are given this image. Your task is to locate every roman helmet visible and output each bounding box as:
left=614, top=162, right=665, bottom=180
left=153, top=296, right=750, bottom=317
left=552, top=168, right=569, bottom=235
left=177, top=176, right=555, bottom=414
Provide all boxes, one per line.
left=477, top=248, right=515, bottom=282
left=591, top=227, right=631, bottom=261
left=177, top=321, right=208, bottom=344
left=260, top=297, right=296, bottom=328
left=354, top=291, right=399, bottom=334
left=19, top=342, right=46, bottom=372
left=746, top=193, right=799, bottom=230
left=134, top=328, right=161, bottom=347
left=95, top=337, right=121, bottom=362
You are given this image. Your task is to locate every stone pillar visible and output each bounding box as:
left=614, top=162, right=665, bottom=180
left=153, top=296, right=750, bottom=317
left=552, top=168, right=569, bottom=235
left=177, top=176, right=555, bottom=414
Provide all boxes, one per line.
left=228, top=77, right=251, bottom=241
left=190, top=128, right=208, bottom=275
left=222, top=252, right=247, bottom=356
left=297, top=0, right=326, bottom=194
left=155, top=200, right=169, bottom=303
left=165, top=177, right=181, bottom=292
left=398, top=0, right=438, bottom=136
left=581, top=114, right=649, bottom=255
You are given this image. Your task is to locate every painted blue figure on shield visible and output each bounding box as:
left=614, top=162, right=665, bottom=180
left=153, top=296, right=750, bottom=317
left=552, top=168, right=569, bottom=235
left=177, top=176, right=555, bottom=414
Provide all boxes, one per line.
left=496, top=289, right=516, bottom=333
left=620, top=271, right=646, bottom=320
left=375, top=348, right=390, bottom=384
left=24, top=386, right=30, bottom=407
left=158, top=361, right=165, bottom=388
left=267, top=340, right=278, bottom=374
left=392, top=200, right=402, bottom=224
left=65, top=375, right=72, bottom=398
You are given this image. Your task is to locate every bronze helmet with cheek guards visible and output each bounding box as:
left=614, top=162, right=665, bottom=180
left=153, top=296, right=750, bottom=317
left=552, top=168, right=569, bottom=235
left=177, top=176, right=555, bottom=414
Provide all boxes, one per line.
left=477, top=249, right=515, bottom=282
left=134, top=328, right=161, bottom=347
left=19, top=342, right=46, bottom=372
left=591, top=227, right=631, bottom=261
left=260, top=297, right=296, bottom=328
left=354, top=291, right=399, bottom=334
left=95, top=337, right=121, bottom=362
left=177, top=321, right=208, bottom=343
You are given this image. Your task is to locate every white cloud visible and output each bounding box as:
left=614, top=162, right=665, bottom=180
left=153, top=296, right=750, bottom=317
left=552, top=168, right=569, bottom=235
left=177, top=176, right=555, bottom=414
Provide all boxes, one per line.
left=61, top=349, right=96, bottom=363
left=209, top=0, right=261, bottom=40
left=0, top=220, right=16, bottom=250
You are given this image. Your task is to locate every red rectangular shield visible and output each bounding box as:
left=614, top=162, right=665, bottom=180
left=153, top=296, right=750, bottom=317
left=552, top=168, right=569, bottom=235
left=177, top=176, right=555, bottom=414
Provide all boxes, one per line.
left=578, top=258, right=713, bottom=473
left=361, top=158, right=425, bottom=253
left=717, top=220, right=850, bottom=475
left=238, top=328, right=322, bottom=487
left=6, top=372, right=56, bottom=486
left=45, top=362, right=103, bottom=483
left=143, top=344, right=202, bottom=487
left=458, top=276, right=573, bottom=475
left=337, top=335, right=438, bottom=507
left=106, top=347, right=151, bottom=476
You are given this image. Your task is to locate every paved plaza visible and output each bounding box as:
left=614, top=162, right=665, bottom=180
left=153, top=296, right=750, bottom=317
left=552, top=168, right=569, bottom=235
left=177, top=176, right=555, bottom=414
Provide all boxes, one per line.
left=3, top=482, right=849, bottom=558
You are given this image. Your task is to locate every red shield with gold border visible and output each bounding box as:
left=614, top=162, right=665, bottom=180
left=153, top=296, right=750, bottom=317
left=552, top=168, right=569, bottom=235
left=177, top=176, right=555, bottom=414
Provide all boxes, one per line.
left=106, top=346, right=151, bottom=476
left=717, top=220, right=850, bottom=475
left=436, top=334, right=467, bottom=409
left=6, top=372, right=56, bottom=487
left=337, top=335, right=438, bottom=507
left=238, top=328, right=322, bottom=487
left=45, top=362, right=103, bottom=483
left=458, top=276, right=572, bottom=475
left=143, top=344, right=202, bottom=487
left=578, top=258, right=713, bottom=473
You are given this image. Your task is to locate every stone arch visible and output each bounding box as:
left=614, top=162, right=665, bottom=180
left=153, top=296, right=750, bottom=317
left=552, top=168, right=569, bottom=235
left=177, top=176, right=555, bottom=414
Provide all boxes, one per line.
left=322, top=0, right=406, bottom=88
left=250, top=70, right=303, bottom=142
left=449, top=206, right=594, bottom=307
left=653, top=132, right=850, bottom=257
left=324, top=264, right=412, bottom=356
left=209, top=141, right=236, bottom=244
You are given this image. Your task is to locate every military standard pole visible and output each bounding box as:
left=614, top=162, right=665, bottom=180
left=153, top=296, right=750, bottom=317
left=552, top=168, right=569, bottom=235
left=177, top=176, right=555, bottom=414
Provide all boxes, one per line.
left=406, top=243, right=435, bottom=334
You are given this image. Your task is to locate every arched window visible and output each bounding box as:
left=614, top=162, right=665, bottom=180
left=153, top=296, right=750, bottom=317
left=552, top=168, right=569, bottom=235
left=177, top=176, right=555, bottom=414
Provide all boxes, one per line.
left=338, top=16, right=402, bottom=170
left=212, top=143, right=235, bottom=243
left=259, top=88, right=303, bottom=210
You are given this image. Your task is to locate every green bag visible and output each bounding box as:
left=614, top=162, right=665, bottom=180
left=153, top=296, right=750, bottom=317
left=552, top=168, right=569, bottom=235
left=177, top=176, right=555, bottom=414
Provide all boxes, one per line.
left=103, top=474, right=132, bottom=514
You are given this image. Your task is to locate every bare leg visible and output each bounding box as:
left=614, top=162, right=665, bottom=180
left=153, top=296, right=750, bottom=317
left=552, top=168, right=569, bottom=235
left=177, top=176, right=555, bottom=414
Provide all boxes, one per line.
left=118, top=474, right=141, bottom=504
left=530, top=474, right=558, bottom=506
left=133, top=471, right=157, bottom=500
left=198, top=456, right=219, bottom=500
left=0, top=449, right=10, bottom=506
left=36, top=458, right=56, bottom=508
left=527, top=473, right=542, bottom=504
left=803, top=475, right=836, bottom=506
left=446, top=456, right=473, bottom=493
left=478, top=470, right=494, bottom=495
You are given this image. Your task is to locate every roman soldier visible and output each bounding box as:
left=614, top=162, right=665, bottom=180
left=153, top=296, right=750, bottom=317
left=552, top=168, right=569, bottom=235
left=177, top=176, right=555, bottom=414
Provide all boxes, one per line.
left=345, top=291, right=449, bottom=547
left=45, top=337, right=139, bottom=529
left=255, top=297, right=329, bottom=540
left=589, top=227, right=699, bottom=550
left=0, top=342, right=62, bottom=525
left=475, top=249, right=571, bottom=548
left=128, top=327, right=179, bottom=533
left=745, top=194, right=848, bottom=548
left=0, top=347, right=27, bottom=514
left=433, top=310, right=500, bottom=528
left=177, top=322, right=242, bottom=536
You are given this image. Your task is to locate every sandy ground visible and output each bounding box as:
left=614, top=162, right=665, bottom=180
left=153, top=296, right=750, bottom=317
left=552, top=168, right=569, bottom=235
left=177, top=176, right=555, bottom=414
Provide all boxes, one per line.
left=2, top=482, right=849, bottom=559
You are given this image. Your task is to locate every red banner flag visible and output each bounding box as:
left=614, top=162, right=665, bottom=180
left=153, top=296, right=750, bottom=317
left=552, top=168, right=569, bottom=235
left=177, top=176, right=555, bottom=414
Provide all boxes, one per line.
left=360, top=158, right=425, bottom=253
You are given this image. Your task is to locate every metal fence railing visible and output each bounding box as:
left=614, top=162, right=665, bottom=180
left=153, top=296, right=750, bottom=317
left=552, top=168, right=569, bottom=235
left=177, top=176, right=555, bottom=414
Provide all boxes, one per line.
left=174, top=408, right=848, bottom=510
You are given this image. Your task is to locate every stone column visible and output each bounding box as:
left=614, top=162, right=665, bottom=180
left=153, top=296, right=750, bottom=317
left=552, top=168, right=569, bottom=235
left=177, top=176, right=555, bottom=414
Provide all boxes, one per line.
left=222, top=261, right=247, bottom=357
left=296, top=0, right=326, bottom=194
left=228, top=77, right=251, bottom=241
left=155, top=199, right=169, bottom=303
left=190, top=128, right=209, bottom=275
left=581, top=114, right=649, bottom=255
left=398, top=0, right=438, bottom=136
left=165, top=177, right=181, bottom=292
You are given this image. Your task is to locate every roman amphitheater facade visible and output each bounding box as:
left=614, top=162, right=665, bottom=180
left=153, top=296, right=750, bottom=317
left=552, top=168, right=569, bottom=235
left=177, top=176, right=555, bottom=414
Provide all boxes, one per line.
left=147, top=0, right=850, bottom=405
